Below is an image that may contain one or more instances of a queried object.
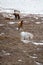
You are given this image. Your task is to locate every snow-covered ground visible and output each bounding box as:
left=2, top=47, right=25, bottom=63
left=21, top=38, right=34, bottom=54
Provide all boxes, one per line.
left=0, top=0, right=43, bottom=14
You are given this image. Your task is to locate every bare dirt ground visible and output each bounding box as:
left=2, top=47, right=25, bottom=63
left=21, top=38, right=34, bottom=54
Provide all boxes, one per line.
left=0, top=13, right=43, bottom=65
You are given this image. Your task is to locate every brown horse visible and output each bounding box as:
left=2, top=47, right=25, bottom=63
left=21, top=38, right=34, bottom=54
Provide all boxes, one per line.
left=18, top=20, right=23, bottom=30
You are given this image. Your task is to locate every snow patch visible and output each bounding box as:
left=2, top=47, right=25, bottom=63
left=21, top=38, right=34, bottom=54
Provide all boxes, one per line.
left=34, top=61, right=42, bottom=65
left=0, top=24, right=4, bottom=26
left=0, top=33, right=5, bottom=36
left=8, top=22, right=16, bottom=24
left=32, top=42, right=43, bottom=45
left=35, top=22, right=41, bottom=24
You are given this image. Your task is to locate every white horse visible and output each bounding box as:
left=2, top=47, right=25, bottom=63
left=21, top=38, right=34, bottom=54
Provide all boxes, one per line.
left=20, top=31, right=33, bottom=43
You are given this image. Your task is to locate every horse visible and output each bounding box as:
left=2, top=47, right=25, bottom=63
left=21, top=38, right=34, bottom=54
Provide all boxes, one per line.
left=13, top=13, right=20, bottom=20
left=18, top=20, right=23, bottom=30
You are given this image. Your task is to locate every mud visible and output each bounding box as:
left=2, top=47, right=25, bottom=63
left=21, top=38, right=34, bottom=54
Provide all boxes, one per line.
left=0, top=13, right=43, bottom=65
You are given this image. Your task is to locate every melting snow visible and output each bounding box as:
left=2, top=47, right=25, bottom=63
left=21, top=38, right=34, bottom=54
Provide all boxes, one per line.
left=8, top=21, right=18, bottom=24
left=2, top=13, right=15, bottom=19
left=32, top=42, right=43, bottom=45
left=2, top=50, right=11, bottom=56
left=0, top=24, right=4, bottom=26
left=0, top=33, right=5, bottom=36
left=8, top=22, right=15, bottom=24
left=34, top=16, right=39, bottom=19
left=29, top=54, right=37, bottom=59
left=21, top=40, right=31, bottom=43
left=35, top=22, right=41, bottom=24
left=18, top=59, right=22, bottom=62
left=29, top=56, right=37, bottom=59
left=34, top=61, right=42, bottom=65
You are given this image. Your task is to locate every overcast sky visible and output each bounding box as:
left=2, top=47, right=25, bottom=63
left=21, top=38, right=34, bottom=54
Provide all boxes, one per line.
left=0, top=0, right=43, bottom=14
